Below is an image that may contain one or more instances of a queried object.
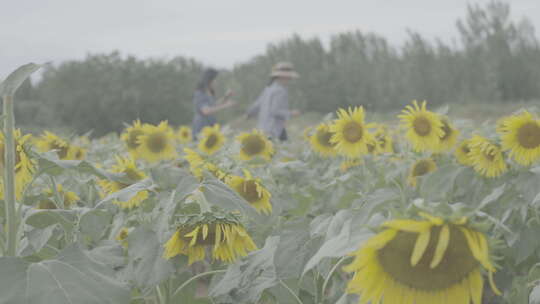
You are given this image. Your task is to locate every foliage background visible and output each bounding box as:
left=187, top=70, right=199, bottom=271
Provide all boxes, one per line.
left=14, top=1, right=540, bottom=136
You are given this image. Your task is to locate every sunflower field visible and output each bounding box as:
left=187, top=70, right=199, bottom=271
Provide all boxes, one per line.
left=1, top=64, right=540, bottom=304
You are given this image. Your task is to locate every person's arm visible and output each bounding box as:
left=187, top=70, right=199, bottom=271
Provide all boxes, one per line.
left=200, top=100, right=236, bottom=115
left=246, top=91, right=264, bottom=119
left=197, top=91, right=236, bottom=116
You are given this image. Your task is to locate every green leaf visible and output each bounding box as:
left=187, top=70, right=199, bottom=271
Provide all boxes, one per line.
left=79, top=209, right=113, bottom=244
left=25, top=225, right=57, bottom=254
left=0, top=63, right=42, bottom=96
left=475, top=184, right=506, bottom=211
left=201, top=177, right=257, bottom=216
left=96, top=178, right=153, bottom=208
left=420, top=165, right=463, bottom=202
left=274, top=219, right=317, bottom=279
left=210, top=236, right=280, bottom=303
left=303, top=211, right=373, bottom=275
left=37, top=154, right=118, bottom=179
left=127, top=227, right=174, bottom=290
left=530, top=285, right=540, bottom=304
left=25, top=209, right=77, bottom=229
left=0, top=245, right=130, bottom=304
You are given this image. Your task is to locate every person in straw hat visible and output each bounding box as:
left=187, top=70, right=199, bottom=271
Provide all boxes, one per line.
left=246, top=62, right=301, bottom=141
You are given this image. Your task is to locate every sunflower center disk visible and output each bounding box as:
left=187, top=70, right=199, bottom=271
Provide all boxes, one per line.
left=240, top=180, right=262, bottom=203
left=147, top=133, right=168, bottom=153
left=205, top=134, right=218, bottom=149
left=378, top=225, right=479, bottom=291
left=412, top=161, right=431, bottom=176
left=124, top=168, right=144, bottom=181
left=517, top=123, right=540, bottom=149
left=128, top=130, right=143, bottom=149
left=50, top=141, right=69, bottom=159
left=316, top=130, right=334, bottom=147
left=413, top=117, right=432, bottom=136
left=242, top=135, right=265, bottom=155
left=343, top=122, right=364, bottom=142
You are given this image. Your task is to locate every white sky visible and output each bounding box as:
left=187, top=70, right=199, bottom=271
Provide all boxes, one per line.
left=1, top=0, right=539, bottom=80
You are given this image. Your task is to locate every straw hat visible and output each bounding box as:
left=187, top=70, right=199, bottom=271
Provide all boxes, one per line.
left=270, top=62, right=300, bottom=79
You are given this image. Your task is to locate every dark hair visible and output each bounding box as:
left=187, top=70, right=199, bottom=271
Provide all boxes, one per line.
left=268, top=76, right=278, bottom=86
left=196, top=68, right=219, bottom=95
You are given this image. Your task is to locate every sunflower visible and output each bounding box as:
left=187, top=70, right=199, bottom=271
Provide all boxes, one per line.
left=330, top=107, right=374, bottom=158
left=116, top=228, right=129, bottom=247
left=227, top=170, right=272, bottom=214
left=435, top=117, right=459, bottom=153
left=498, top=111, right=540, bottom=166
left=373, top=125, right=394, bottom=154
left=236, top=129, right=274, bottom=161
left=0, top=130, right=35, bottom=200
left=398, top=100, right=444, bottom=152
left=136, top=121, right=177, bottom=163
left=198, top=124, right=225, bottom=155
left=408, top=158, right=437, bottom=187
left=455, top=139, right=474, bottom=166
left=183, top=148, right=227, bottom=181
left=163, top=212, right=257, bottom=265
left=310, top=123, right=337, bottom=157
left=99, top=156, right=149, bottom=209
left=121, top=120, right=145, bottom=157
left=469, top=135, right=508, bottom=178
left=36, top=131, right=71, bottom=160
left=177, top=126, right=193, bottom=144
left=37, top=184, right=80, bottom=209
left=67, top=145, right=86, bottom=160
left=344, top=212, right=501, bottom=304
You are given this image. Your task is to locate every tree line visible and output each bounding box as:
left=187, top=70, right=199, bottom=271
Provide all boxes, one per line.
left=13, top=1, right=540, bottom=136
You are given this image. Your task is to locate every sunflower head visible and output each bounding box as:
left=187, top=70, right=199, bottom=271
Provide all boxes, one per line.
left=136, top=121, right=177, bottom=163
left=0, top=130, right=35, bottom=199
left=310, top=123, right=337, bottom=157
left=344, top=212, right=500, bottom=304
left=330, top=107, right=374, bottom=158
left=227, top=170, right=272, bottom=214
left=198, top=124, right=225, bottom=155
left=373, top=124, right=394, bottom=154
left=469, top=135, right=507, bottom=178
left=36, top=131, right=71, bottom=160
left=177, top=126, right=193, bottom=144
left=38, top=184, right=80, bottom=209
left=408, top=158, right=437, bottom=187
left=163, top=212, right=257, bottom=265
left=498, top=111, right=540, bottom=166
left=236, top=129, right=274, bottom=161
left=455, top=139, right=474, bottom=166
left=121, top=120, right=145, bottom=156
left=435, top=117, right=459, bottom=153
left=67, top=145, right=86, bottom=160
left=99, top=156, right=148, bottom=209
left=398, top=100, right=444, bottom=152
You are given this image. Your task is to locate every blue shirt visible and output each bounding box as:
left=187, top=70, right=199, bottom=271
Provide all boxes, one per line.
left=246, top=82, right=290, bottom=139
left=192, top=90, right=217, bottom=137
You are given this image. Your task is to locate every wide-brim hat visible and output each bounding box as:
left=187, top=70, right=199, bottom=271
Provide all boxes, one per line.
left=270, top=62, right=300, bottom=79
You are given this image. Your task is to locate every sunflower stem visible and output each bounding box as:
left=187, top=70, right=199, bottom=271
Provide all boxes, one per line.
left=279, top=279, right=304, bottom=304
left=3, top=94, right=18, bottom=256
left=171, top=269, right=226, bottom=298
left=320, top=256, right=349, bottom=303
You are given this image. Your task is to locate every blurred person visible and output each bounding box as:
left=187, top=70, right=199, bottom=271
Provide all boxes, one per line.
left=246, top=62, right=300, bottom=141
left=192, top=68, right=237, bottom=138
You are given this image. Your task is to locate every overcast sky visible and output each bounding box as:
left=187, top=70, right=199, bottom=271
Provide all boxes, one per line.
left=1, top=0, right=539, bottom=80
